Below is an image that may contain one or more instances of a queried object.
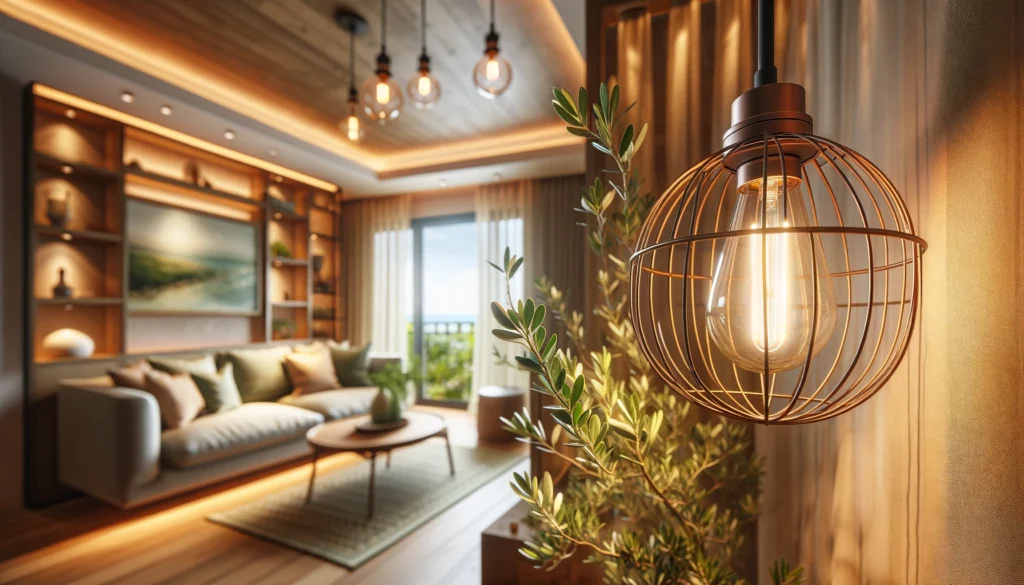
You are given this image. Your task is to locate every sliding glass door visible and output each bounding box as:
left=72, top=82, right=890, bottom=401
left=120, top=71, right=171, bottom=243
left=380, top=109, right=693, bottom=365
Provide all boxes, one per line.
left=410, top=213, right=476, bottom=407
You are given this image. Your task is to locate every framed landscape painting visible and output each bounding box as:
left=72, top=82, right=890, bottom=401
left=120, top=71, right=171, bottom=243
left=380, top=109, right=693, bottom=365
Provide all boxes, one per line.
left=127, top=200, right=260, bottom=314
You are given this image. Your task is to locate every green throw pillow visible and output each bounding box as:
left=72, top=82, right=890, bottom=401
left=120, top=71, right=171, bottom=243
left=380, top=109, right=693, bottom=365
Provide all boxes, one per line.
left=191, top=362, right=243, bottom=414
left=218, top=346, right=293, bottom=403
left=330, top=343, right=373, bottom=387
left=149, top=354, right=218, bottom=378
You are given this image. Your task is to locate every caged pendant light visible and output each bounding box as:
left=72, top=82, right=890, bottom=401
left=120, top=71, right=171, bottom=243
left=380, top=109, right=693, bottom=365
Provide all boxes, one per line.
left=629, top=0, right=926, bottom=424
left=407, top=0, right=441, bottom=109
left=360, top=0, right=403, bottom=124
left=471, top=0, right=512, bottom=99
left=335, top=8, right=369, bottom=143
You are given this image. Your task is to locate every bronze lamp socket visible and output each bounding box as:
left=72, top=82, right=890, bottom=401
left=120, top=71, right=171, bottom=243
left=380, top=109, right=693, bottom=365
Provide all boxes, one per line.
left=375, top=52, right=392, bottom=80
left=484, top=29, right=499, bottom=57
left=722, top=83, right=817, bottom=187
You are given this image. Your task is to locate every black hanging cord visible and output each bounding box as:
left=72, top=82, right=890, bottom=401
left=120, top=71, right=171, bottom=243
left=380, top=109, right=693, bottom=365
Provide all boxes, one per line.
left=380, top=0, right=387, bottom=53
left=489, top=0, right=496, bottom=33
left=753, top=0, right=777, bottom=87
left=421, top=0, right=427, bottom=55
left=348, top=25, right=356, bottom=95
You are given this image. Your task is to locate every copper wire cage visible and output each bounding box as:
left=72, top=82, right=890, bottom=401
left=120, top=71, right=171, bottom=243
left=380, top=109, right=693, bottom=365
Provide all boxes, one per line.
left=629, top=132, right=926, bottom=424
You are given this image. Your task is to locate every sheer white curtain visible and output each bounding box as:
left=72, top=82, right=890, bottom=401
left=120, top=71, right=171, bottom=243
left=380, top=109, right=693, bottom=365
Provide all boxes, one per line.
left=472, top=182, right=531, bottom=407
left=342, top=195, right=410, bottom=355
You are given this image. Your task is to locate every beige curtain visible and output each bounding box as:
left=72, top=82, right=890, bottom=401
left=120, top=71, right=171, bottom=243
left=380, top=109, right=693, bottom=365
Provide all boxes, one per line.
left=523, top=175, right=587, bottom=325
left=523, top=174, right=587, bottom=479
left=472, top=182, right=531, bottom=406
left=666, top=0, right=705, bottom=175
left=617, top=9, right=658, bottom=194
left=342, top=195, right=411, bottom=355
left=756, top=0, right=1024, bottom=583
left=711, top=0, right=754, bottom=141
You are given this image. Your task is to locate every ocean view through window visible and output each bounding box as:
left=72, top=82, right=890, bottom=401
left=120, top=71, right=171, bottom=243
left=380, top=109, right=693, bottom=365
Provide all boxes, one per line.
left=409, top=214, right=477, bottom=405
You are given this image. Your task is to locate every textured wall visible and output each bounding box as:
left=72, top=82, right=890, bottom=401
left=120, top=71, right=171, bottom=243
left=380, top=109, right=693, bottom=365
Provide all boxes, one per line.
left=756, top=0, right=1024, bottom=582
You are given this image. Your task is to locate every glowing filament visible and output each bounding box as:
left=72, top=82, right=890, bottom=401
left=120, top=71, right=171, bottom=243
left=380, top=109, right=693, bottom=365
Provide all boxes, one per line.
left=418, top=75, right=432, bottom=96
left=486, top=58, right=500, bottom=81
left=749, top=179, right=789, bottom=353
left=376, top=82, right=390, bottom=104
left=345, top=115, right=360, bottom=141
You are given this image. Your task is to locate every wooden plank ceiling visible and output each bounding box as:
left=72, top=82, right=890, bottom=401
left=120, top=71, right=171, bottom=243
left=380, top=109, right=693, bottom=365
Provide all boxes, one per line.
left=70, top=0, right=583, bottom=153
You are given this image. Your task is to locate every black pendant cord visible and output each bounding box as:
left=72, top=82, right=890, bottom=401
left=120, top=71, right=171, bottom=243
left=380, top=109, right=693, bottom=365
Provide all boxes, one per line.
left=380, top=0, right=388, bottom=54
left=420, top=0, right=427, bottom=56
left=753, top=0, right=777, bottom=87
left=348, top=27, right=357, bottom=97
left=489, top=0, right=496, bottom=34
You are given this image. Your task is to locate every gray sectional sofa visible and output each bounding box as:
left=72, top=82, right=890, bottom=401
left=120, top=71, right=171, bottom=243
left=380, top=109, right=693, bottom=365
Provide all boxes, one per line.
left=56, top=346, right=397, bottom=509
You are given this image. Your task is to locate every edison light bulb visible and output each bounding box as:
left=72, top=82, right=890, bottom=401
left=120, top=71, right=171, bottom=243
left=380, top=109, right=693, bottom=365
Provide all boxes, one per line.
left=341, top=95, right=364, bottom=143
left=346, top=115, right=361, bottom=141
left=473, top=52, right=512, bottom=99
left=706, top=175, right=837, bottom=372
left=417, top=75, right=432, bottom=96
left=376, top=81, right=390, bottom=105
left=486, top=57, right=500, bottom=81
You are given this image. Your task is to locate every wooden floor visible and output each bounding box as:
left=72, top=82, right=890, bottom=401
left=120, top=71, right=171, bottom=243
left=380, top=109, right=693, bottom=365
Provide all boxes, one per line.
left=0, top=406, right=527, bottom=585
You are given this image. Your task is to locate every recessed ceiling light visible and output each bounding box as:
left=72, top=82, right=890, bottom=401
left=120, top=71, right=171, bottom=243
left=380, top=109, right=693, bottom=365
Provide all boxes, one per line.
left=61, top=232, right=73, bottom=241
left=60, top=165, right=73, bottom=175
left=274, top=213, right=282, bottom=220
left=311, top=234, right=319, bottom=241
left=269, top=149, right=279, bottom=157
left=120, top=91, right=135, bottom=104
left=64, top=109, right=76, bottom=119
left=439, top=178, right=448, bottom=188
left=160, top=105, right=173, bottom=116
left=491, top=172, right=503, bottom=182
left=224, top=129, right=236, bottom=140
left=273, top=175, right=283, bottom=183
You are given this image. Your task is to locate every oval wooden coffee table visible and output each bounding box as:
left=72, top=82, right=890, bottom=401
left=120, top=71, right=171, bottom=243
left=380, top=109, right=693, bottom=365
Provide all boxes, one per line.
left=304, top=411, right=454, bottom=517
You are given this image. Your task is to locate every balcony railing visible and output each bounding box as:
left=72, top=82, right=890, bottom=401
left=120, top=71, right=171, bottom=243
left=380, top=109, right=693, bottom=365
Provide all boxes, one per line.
left=422, top=321, right=475, bottom=336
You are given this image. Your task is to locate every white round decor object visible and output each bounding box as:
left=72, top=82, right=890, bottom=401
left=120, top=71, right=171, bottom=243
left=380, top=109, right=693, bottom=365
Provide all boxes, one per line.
left=42, top=328, right=95, bottom=358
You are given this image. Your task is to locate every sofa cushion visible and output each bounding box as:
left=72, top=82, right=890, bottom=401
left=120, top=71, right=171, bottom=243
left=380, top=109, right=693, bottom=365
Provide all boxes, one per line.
left=329, top=344, right=373, bottom=387
left=161, top=403, right=323, bottom=469
left=283, top=349, right=340, bottom=395
left=191, top=362, right=243, bottom=414
left=108, top=360, right=153, bottom=390
left=149, top=354, right=217, bottom=377
left=218, top=346, right=293, bottom=403
left=143, top=370, right=206, bottom=429
left=278, top=387, right=377, bottom=420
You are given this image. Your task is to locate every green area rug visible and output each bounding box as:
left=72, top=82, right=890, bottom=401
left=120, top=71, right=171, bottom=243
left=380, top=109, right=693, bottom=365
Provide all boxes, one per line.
left=208, top=443, right=525, bottom=568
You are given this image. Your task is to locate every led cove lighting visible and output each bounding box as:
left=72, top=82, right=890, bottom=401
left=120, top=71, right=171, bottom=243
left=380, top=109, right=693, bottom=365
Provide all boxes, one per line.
left=34, top=85, right=337, bottom=192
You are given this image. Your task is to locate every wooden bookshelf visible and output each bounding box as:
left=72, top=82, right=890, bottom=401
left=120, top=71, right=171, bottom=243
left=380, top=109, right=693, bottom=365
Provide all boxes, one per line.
left=26, top=88, right=343, bottom=366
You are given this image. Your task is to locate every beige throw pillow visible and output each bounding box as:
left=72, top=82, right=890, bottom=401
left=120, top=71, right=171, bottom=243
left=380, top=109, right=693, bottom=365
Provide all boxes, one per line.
left=284, top=349, right=341, bottom=396
left=108, top=360, right=154, bottom=390
left=143, top=370, right=206, bottom=429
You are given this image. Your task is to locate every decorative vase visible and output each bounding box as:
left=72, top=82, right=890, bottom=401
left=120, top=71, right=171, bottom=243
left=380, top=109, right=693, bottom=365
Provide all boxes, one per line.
left=46, top=190, right=71, bottom=227
left=42, top=328, right=94, bottom=358
left=370, top=388, right=398, bottom=423
left=52, top=267, right=73, bottom=299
